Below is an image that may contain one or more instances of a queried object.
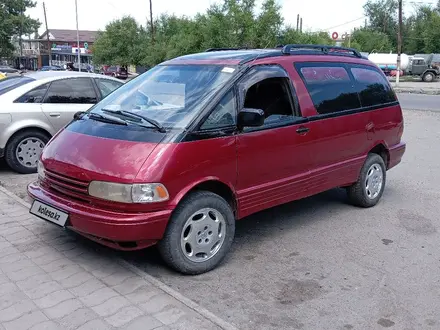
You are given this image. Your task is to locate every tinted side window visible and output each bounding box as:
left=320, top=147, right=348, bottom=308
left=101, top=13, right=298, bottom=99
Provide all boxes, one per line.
left=15, top=83, right=49, bottom=103
left=201, top=89, right=236, bottom=130
left=350, top=66, right=397, bottom=107
left=95, top=78, right=123, bottom=98
left=44, top=78, right=97, bottom=104
left=295, top=63, right=361, bottom=115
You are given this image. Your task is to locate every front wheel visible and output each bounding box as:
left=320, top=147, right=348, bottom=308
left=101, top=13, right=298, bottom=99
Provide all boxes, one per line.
left=158, top=191, right=235, bottom=275
left=5, top=130, right=50, bottom=174
left=347, top=153, right=386, bottom=208
left=422, top=72, right=435, bottom=82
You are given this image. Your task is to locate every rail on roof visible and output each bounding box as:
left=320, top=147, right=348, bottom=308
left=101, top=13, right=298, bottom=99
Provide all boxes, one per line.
left=280, top=44, right=363, bottom=58
left=205, top=47, right=250, bottom=52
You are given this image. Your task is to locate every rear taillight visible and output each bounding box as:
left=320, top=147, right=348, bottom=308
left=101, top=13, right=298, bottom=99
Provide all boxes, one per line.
left=398, top=121, right=404, bottom=141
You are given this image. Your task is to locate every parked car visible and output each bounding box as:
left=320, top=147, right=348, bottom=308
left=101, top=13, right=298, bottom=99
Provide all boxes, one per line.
left=0, top=65, right=22, bottom=77
left=100, top=65, right=128, bottom=80
left=0, top=71, right=124, bottom=174
left=28, top=45, right=406, bottom=275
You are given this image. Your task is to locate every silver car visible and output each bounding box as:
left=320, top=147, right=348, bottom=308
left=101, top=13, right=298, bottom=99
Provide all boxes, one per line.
left=0, top=71, right=123, bottom=174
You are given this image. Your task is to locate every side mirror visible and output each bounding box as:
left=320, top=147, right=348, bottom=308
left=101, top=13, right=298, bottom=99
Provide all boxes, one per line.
left=237, top=108, right=265, bottom=129
left=73, top=111, right=86, bottom=120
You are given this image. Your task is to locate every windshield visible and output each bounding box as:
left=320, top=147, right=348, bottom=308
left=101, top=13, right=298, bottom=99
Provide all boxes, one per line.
left=0, top=76, right=35, bottom=96
left=90, top=64, right=237, bottom=129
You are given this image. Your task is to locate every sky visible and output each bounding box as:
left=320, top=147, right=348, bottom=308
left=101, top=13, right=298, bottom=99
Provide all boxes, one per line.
left=26, top=0, right=370, bottom=37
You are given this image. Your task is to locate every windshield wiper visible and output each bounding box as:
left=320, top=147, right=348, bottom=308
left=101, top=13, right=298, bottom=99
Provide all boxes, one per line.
left=102, top=109, right=166, bottom=133
left=88, top=112, right=128, bottom=125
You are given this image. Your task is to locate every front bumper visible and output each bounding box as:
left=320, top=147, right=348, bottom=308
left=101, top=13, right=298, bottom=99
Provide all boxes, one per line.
left=27, top=182, right=172, bottom=250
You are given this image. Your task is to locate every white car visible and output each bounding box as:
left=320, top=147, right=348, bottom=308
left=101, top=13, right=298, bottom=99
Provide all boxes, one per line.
left=0, top=71, right=124, bottom=174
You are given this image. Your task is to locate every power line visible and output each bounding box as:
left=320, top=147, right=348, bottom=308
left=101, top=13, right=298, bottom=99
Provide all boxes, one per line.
left=322, top=16, right=367, bottom=31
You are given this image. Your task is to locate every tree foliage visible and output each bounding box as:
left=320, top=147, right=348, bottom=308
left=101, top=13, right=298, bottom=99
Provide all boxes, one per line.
left=351, top=0, right=440, bottom=54
left=92, top=16, right=145, bottom=66
left=0, top=0, right=40, bottom=57
left=93, top=0, right=333, bottom=66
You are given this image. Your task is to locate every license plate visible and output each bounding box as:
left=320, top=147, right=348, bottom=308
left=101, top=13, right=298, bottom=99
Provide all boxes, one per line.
left=30, top=201, right=68, bottom=227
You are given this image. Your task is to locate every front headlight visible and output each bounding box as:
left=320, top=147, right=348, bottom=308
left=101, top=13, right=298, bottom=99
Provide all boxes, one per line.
left=88, top=181, right=169, bottom=203
left=37, top=161, right=46, bottom=180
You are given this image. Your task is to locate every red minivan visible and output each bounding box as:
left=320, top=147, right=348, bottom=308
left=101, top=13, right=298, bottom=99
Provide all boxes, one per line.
left=28, top=45, right=406, bottom=274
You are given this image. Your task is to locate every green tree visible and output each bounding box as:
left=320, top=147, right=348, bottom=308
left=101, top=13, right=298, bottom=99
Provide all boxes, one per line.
left=363, top=0, right=398, bottom=47
left=343, top=28, right=392, bottom=52
left=254, top=0, right=283, bottom=48
left=0, top=0, right=40, bottom=57
left=280, top=28, right=332, bottom=45
left=221, top=0, right=256, bottom=47
left=92, top=16, right=143, bottom=66
left=404, top=5, right=440, bottom=54
left=94, top=0, right=352, bottom=67
left=421, top=9, right=440, bottom=53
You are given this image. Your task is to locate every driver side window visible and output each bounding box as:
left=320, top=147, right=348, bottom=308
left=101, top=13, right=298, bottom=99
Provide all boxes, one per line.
left=243, top=77, right=295, bottom=128
left=200, top=89, right=236, bottom=130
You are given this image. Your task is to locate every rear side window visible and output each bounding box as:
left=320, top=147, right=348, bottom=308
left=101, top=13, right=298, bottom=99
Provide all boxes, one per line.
left=15, top=83, right=50, bottom=103
left=95, top=78, right=123, bottom=98
left=44, top=78, right=98, bottom=104
left=295, top=63, right=360, bottom=115
left=349, top=65, right=397, bottom=107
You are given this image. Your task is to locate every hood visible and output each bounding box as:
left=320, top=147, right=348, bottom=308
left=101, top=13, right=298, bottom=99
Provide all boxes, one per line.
left=42, top=128, right=161, bottom=183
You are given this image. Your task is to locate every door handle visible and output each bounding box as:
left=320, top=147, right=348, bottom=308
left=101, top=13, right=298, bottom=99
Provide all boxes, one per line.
left=296, top=126, right=310, bottom=134
left=49, top=113, right=61, bottom=118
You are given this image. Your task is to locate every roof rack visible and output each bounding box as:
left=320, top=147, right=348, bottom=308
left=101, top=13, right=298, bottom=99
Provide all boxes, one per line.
left=281, top=44, right=363, bottom=58
left=205, top=47, right=249, bottom=52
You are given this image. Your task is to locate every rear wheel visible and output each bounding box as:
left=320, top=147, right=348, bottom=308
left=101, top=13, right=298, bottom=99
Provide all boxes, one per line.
left=347, top=153, right=386, bottom=208
left=5, top=130, right=50, bottom=174
left=422, top=72, right=435, bottom=82
left=158, top=191, right=235, bottom=275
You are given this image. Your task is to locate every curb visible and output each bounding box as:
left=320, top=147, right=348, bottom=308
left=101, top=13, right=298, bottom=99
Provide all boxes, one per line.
left=0, top=185, right=238, bottom=330
left=393, top=88, right=440, bottom=95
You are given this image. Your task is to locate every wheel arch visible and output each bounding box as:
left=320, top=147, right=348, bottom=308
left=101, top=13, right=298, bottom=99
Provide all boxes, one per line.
left=5, top=126, right=52, bottom=150
left=369, top=143, right=390, bottom=169
left=172, top=178, right=238, bottom=218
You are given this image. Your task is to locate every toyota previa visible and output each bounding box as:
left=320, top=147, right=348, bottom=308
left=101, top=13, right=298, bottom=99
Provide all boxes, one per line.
left=28, top=45, right=406, bottom=274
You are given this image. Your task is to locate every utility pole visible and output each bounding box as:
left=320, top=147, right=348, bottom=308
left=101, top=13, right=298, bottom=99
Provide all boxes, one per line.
left=75, top=0, right=81, bottom=72
left=396, top=0, right=403, bottom=85
left=19, top=6, right=23, bottom=58
left=149, top=0, right=154, bottom=43
left=43, top=2, right=51, bottom=66
left=300, top=17, right=303, bottom=33
left=296, top=14, right=300, bottom=31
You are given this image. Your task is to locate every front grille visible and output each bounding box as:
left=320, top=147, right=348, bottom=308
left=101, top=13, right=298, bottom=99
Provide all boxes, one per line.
left=44, top=170, right=91, bottom=203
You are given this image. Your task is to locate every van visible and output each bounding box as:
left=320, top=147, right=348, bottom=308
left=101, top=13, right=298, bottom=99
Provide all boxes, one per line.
left=28, top=45, right=406, bottom=274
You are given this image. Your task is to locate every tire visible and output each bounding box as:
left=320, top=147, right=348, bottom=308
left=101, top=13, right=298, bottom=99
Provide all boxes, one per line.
left=422, top=72, right=434, bottom=82
left=347, top=153, right=386, bottom=208
left=158, top=191, right=235, bottom=275
left=5, top=130, right=50, bottom=174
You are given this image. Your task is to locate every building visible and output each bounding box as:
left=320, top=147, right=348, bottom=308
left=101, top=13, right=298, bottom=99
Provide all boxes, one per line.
left=15, top=29, right=98, bottom=70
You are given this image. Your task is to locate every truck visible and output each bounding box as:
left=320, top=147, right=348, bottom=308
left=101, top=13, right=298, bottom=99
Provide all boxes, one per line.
left=406, top=54, right=440, bottom=82
left=368, top=52, right=439, bottom=82
left=368, top=53, right=409, bottom=76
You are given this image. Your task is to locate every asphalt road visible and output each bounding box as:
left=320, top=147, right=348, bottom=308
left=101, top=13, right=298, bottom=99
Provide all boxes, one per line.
left=0, top=99, right=440, bottom=329
left=397, top=93, right=440, bottom=112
